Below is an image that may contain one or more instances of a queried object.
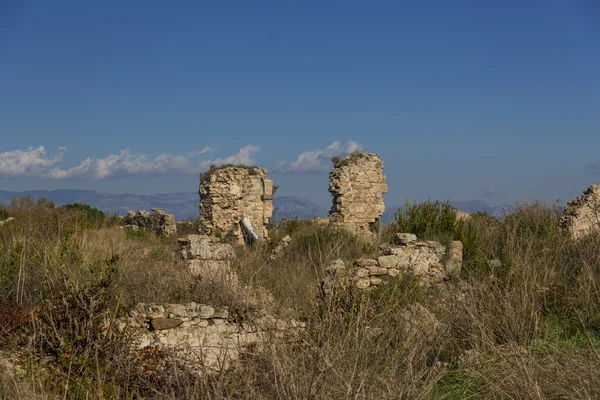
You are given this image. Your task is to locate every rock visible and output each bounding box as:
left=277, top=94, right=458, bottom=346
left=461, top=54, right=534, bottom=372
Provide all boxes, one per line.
left=369, top=277, right=384, bottom=286
left=124, top=208, right=176, bottom=236
left=355, top=278, right=371, bottom=289
left=166, top=304, right=188, bottom=317
left=151, top=318, right=183, bottom=331
left=329, top=153, right=388, bottom=234
left=119, top=302, right=303, bottom=374
left=560, top=183, right=600, bottom=239
left=394, top=233, right=417, bottom=245
left=178, top=235, right=235, bottom=261
left=240, top=216, right=262, bottom=243
left=368, top=266, right=389, bottom=276
left=354, top=258, right=378, bottom=268
left=147, top=305, right=165, bottom=319
left=268, top=235, right=292, bottom=261
left=199, top=166, right=274, bottom=244
left=198, top=305, right=215, bottom=319
left=0, top=217, right=15, bottom=227
left=356, top=268, right=369, bottom=278
left=178, top=235, right=238, bottom=286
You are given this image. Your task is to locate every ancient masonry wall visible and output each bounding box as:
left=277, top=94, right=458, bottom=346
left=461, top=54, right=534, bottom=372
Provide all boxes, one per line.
left=329, top=153, right=388, bottom=233
left=560, top=182, right=600, bottom=239
left=117, top=302, right=303, bottom=373
left=199, top=167, right=274, bottom=243
left=124, top=208, right=177, bottom=236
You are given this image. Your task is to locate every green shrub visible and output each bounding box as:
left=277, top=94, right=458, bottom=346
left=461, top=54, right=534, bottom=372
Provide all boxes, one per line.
left=59, top=203, right=105, bottom=227
left=392, top=200, right=458, bottom=240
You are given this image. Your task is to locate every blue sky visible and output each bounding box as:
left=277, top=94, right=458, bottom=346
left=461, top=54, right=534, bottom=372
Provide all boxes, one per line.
left=1, top=1, right=599, bottom=208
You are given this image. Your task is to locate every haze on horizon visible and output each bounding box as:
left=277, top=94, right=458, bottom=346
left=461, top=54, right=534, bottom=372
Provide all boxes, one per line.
left=1, top=1, right=599, bottom=209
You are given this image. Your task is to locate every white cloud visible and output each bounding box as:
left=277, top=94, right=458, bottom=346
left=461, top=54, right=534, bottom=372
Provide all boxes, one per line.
left=201, top=145, right=261, bottom=170
left=274, top=141, right=364, bottom=173
left=0, top=145, right=261, bottom=180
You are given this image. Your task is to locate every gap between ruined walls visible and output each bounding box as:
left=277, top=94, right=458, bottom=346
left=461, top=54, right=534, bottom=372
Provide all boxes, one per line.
left=196, top=152, right=389, bottom=244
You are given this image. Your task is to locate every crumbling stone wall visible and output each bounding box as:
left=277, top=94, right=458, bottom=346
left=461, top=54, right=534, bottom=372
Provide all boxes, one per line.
left=117, top=302, right=303, bottom=373
left=199, top=166, right=274, bottom=243
left=177, top=234, right=237, bottom=285
left=560, top=182, right=600, bottom=239
left=124, top=208, right=177, bottom=236
left=322, top=233, right=463, bottom=294
left=329, top=153, right=388, bottom=233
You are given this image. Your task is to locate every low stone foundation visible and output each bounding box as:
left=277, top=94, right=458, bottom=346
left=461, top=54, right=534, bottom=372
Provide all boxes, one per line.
left=323, top=233, right=463, bottom=294
left=118, top=302, right=304, bottom=373
left=124, top=208, right=177, bottom=236
left=177, top=234, right=237, bottom=285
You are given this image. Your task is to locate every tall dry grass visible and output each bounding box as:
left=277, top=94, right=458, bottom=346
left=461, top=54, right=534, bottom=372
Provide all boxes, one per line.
left=0, top=200, right=599, bottom=399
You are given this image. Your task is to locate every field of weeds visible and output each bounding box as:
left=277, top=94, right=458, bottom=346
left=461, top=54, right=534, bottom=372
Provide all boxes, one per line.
left=0, top=197, right=599, bottom=399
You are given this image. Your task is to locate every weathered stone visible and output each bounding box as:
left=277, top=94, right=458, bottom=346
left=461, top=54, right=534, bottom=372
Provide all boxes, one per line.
left=560, top=183, right=600, bottom=239
left=165, top=304, right=187, bottom=317
left=178, top=234, right=234, bottom=261
left=394, top=233, right=417, bottom=246
left=354, top=258, right=379, bottom=268
left=387, top=268, right=400, bottom=277
left=329, top=153, right=387, bottom=234
left=178, top=235, right=238, bottom=286
left=355, top=268, right=369, bottom=278
left=368, top=266, right=389, bottom=276
left=198, top=305, right=215, bottom=319
left=199, top=166, right=274, bottom=244
left=268, top=235, right=292, bottom=262
left=369, top=277, right=384, bottom=286
left=147, top=305, right=165, bottom=320
left=151, top=318, right=183, bottom=331
left=124, top=208, right=176, bottom=236
left=121, top=302, right=302, bottom=374
left=213, top=307, right=229, bottom=319
left=0, top=217, right=15, bottom=227
left=355, top=278, right=371, bottom=289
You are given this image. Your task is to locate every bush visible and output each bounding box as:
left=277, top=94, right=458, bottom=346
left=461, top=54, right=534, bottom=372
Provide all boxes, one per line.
left=391, top=200, right=458, bottom=241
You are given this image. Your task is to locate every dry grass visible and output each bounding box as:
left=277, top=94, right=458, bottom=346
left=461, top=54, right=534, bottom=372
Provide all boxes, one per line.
left=0, top=200, right=599, bottom=399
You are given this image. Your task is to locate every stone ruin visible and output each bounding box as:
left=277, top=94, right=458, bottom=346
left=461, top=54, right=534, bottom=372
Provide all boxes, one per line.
left=322, top=233, right=463, bottom=294
left=329, top=152, right=388, bottom=234
left=124, top=208, right=177, bottom=236
left=177, top=234, right=237, bottom=285
left=116, top=302, right=304, bottom=373
left=199, top=166, right=274, bottom=244
left=560, top=182, right=600, bottom=239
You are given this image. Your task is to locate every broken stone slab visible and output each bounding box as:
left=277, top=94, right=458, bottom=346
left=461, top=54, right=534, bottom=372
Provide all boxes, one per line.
left=394, top=233, right=417, bottom=246
left=354, top=258, right=379, bottom=268
left=151, top=318, right=183, bottom=331
left=240, top=216, right=263, bottom=243
left=268, top=235, right=292, bottom=261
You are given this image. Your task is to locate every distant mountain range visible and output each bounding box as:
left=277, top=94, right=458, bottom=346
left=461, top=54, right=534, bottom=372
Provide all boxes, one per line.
left=0, top=190, right=200, bottom=220
left=0, top=189, right=515, bottom=222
